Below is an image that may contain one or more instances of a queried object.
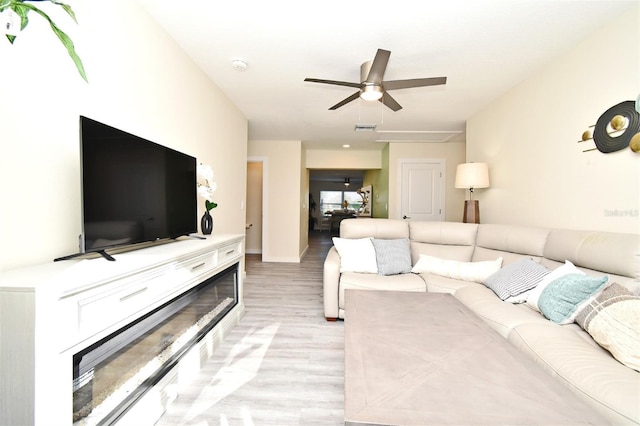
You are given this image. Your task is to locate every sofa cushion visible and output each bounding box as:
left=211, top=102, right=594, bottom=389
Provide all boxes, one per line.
left=338, top=273, right=426, bottom=309
left=372, top=238, right=412, bottom=276
left=332, top=237, right=378, bottom=273
left=482, top=258, right=550, bottom=301
left=409, top=221, right=478, bottom=246
left=411, top=254, right=502, bottom=283
left=473, top=224, right=549, bottom=264
left=574, top=282, right=640, bottom=372
left=409, top=221, right=478, bottom=265
left=537, top=273, right=609, bottom=324
left=421, top=273, right=477, bottom=294
left=341, top=218, right=409, bottom=239
left=527, top=260, right=584, bottom=312
left=455, top=285, right=551, bottom=337
left=509, top=322, right=640, bottom=425
left=543, top=229, right=640, bottom=280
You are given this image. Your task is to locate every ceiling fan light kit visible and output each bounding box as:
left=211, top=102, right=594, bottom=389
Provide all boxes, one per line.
left=361, top=84, right=383, bottom=101
left=304, top=48, right=447, bottom=112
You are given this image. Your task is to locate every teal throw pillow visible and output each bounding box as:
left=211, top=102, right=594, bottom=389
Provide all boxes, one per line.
left=538, top=273, right=609, bottom=324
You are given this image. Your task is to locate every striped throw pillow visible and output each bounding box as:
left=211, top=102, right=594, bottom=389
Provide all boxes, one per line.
left=372, top=238, right=412, bottom=276
left=483, top=258, right=550, bottom=301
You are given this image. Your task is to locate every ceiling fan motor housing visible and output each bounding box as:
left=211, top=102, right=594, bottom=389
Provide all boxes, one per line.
left=361, top=60, right=374, bottom=83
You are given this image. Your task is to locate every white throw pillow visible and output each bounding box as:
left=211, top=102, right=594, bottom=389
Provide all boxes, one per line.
left=526, top=260, right=585, bottom=312
left=332, top=237, right=378, bottom=273
left=411, top=254, right=503, bottom=283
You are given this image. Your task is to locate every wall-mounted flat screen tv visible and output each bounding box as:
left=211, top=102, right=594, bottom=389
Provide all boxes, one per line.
left=79, top=116, right=197, bottom=256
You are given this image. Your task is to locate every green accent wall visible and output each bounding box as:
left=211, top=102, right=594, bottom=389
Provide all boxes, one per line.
left=364, top=144, right=389, bottom=218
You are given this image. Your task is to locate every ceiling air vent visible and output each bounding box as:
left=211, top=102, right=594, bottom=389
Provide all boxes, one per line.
left=354, top=124, right=377, bottom=132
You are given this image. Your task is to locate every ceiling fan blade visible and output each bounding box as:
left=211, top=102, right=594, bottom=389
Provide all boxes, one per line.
left=366, top=49, right=391, bottom=84
left=329, top=91, right=361, bottom=110
left=379, top=91, right=402, bottom=111
left=383, top=77, right=447, bottom=91
left=304, top=78, right=362, bottom=89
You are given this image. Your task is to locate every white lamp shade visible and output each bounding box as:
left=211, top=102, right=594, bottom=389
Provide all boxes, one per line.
left=455, top=163, right=490, bottom=189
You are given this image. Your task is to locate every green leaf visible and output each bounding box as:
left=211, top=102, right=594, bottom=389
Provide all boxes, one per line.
left=19, top=2, right=87, bottom=82
left=5, top=34, right=16, bottom=43
left=205, top=200, right=218, bottom=211
left=10, top=3, right=30, bottom=31
left=49, top=1, right=77, bottom=23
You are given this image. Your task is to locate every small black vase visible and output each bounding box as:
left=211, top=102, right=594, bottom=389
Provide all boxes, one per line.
left=201, top=210, right=213, bottom=235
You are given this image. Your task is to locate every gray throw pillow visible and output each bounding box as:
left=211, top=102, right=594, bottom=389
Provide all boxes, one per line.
left=372, top=238, right=412, bottom=276
left=483, top=258, right=549, bottom=301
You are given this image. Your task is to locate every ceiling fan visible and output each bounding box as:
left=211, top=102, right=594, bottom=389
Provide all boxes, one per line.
left=304, top=48, right=447, bottom=112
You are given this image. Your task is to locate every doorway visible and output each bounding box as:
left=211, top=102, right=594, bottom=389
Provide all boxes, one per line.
left=246, top=160, right=264, bottom=254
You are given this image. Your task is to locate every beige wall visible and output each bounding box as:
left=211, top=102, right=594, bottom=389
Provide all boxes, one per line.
left=467, top=7, right=639, bottom=233
left=306, top=149, right=382, bottom=169
left=300, top=147, right=309, bottom=256
left=388, top=142, right=467, bottom=221
left=0, top=1, right=247, bottom=271
left=248, top=140, right=304, bottom=262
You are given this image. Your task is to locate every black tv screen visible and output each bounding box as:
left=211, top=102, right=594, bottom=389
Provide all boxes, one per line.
left=80, top=116, right=197, bottom=254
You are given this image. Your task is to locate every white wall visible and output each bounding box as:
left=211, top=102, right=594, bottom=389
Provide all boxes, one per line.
left=467, top=6, right=639, bottom=233
left=0, top=1, right=247, bottom=271
left=248, top=140, right=304, bottom=262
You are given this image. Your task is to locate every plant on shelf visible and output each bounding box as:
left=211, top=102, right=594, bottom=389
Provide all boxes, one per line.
left=197, top=163, right=218, bottom=234
left=1, top=0, right=87, bottom=81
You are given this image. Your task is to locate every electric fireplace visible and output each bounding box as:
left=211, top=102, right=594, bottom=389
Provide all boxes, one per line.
left=72, top=262, right=239, bottom=425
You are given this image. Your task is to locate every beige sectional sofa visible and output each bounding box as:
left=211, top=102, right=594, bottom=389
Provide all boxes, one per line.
left=323, top=218, right=640, bottom=425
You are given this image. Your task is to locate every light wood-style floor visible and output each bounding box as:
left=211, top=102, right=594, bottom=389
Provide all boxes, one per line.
left=156, top=231, right=344, bottom=426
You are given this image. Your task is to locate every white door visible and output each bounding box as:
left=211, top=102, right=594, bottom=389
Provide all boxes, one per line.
left=399, top=160, right=445, bottom=221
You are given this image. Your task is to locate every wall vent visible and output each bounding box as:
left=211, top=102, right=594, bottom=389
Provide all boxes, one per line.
left=354, top=124, right=377, bottom=132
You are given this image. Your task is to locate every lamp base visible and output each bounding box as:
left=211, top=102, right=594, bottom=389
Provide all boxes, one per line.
left=463, top=200, right=480, bottom=224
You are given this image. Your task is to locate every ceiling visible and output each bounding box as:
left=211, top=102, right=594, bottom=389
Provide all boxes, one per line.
left=137, top=0, right=636, bottom=152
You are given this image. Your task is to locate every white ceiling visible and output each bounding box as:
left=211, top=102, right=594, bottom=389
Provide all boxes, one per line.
left=137, top=0, right=637, bottom=152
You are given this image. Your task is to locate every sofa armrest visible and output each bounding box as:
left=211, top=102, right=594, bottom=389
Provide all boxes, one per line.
left=323, top=246, right=341, bottom=320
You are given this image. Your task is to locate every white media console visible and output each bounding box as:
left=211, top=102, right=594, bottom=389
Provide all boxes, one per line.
left=0, top=234, right=245, bottom=425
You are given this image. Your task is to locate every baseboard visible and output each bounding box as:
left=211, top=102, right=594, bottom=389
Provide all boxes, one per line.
left=261, top=255, right=302, bottom=263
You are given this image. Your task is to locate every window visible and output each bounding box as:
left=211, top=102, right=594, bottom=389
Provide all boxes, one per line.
left=320, top=190, right=362, bottom=214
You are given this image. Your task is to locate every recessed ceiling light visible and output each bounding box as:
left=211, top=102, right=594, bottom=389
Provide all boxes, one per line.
left=343, top=144, right=350, bottom=148
left=231, top=59, right=247, bottom=71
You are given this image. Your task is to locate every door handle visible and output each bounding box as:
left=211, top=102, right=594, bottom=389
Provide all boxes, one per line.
left=402, top=215, right=411, bottom=220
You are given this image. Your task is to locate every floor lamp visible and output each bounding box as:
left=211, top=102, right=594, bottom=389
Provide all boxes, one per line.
left=455, top=163, right=490, bottom=224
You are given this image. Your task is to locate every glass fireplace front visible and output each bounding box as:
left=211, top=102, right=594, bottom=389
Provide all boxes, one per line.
left=72, top=262, right=239, bottom=425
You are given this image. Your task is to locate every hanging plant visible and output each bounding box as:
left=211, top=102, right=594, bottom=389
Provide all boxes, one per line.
left=0, top=0, right=87, bottom=81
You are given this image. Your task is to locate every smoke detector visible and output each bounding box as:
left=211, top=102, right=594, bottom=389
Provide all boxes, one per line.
left=231, top=59, right=247, bottom=71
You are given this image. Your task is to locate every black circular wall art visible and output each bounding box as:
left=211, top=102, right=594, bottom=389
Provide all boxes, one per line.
left=593, top=100, right=640, bottom=153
